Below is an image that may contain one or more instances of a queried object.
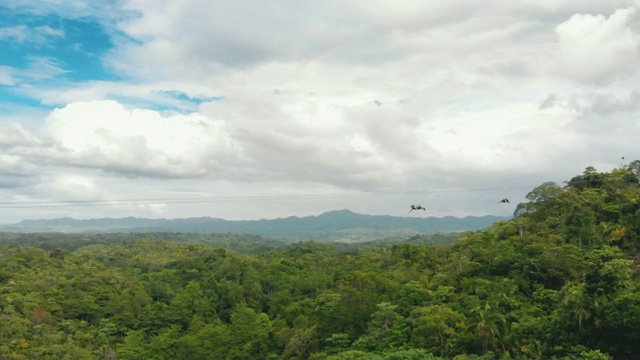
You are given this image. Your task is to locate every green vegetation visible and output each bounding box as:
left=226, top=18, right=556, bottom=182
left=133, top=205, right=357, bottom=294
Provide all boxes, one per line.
left=1, top=163, right=639, bottom=359
left=0, top=232, right=294, bottom=254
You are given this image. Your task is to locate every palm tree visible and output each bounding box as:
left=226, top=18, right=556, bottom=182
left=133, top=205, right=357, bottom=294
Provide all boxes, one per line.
left=467, top=301, right=507, bottom=355
left=560, top=283, right=596, bottom=331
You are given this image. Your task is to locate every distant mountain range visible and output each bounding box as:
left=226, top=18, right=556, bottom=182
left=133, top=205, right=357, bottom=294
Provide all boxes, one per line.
left=0, top=210, right=509, bottom=242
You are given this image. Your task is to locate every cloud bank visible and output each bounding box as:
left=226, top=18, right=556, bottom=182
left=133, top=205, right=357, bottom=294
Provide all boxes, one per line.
left=0, top=0, right=639, bottom=222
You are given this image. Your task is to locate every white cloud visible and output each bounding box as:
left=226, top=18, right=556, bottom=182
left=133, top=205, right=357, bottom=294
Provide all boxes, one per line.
left=2, top=0, right=640, bottom=222
left=0, top=66, right=15, bottom=85
left=554, top=5, right=640, bottom=83
left=538, top=93, right=557, bottom=110
left=1, top=0, right=122, bottom=20
left=0, top=25, right=64, bottom=45
left=0, top=123, right=39, bottom=146
left=0, top=154, right=41, bottom=189
left=0, top=154, right=38, bottom=175
left=15, top=100, right=240, bottom=178
left=22, top=57, right=69, bottom=80
left=47, top=174, right=103, bottom=200
left=568, top=89, right=640, bottom=116
left=0, top=25, right=30, bottom=43
left=200, top=94, right=402, bottom=188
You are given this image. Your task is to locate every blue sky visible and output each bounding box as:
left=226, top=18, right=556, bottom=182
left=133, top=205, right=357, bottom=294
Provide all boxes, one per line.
left=0, top=4, right=209, bottom=113
left=0, top=11, right=112, bottom=77
left=0, top=0, right=639, bottom=223
left=0, top=8, right=113, bottom=98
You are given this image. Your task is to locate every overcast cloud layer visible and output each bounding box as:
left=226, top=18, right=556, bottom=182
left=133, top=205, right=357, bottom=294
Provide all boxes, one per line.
left=1, top=0, right=639, bottom=223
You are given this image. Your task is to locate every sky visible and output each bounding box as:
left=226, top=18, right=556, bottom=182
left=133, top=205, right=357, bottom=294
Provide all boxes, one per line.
left=1, top=0, right=639, bottom=223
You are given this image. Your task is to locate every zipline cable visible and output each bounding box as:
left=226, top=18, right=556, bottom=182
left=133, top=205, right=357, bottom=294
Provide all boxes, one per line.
left=0, top=184, right=538, bottom=209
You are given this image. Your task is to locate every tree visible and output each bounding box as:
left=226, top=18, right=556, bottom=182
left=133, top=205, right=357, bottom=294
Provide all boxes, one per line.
left=514, top=182, right=563, bottom=218
left=117, top=330, right=149, bottom=360
left=626, top=159, right=640, bottom=180
left=177, top=317, right=232, bottom=360
left=324, top=333, right=352, bottom=354
left=353, top=302, right=407, bottom=352
left=566, top=167, right=605, bottom=191
left=228, top=305, right=275, bottom=359
left=408, top=304, right=465, bottom=356
left=466, top=302, right=507, bottom=355
left=554, top=283, right=595, bottom=337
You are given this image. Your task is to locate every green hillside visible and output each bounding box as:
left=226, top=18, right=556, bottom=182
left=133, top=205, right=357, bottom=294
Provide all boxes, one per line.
left=0, top=163, right=639, bottom=359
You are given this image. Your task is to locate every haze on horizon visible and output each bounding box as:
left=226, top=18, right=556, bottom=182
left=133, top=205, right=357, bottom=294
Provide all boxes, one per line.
left=1, top=0, right=639, bottom=224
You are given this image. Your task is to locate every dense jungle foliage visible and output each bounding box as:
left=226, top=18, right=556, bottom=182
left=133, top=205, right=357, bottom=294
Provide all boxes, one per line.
left=1, top=163, right=640, bottom=359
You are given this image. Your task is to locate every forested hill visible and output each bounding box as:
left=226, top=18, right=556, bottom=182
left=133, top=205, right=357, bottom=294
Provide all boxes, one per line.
left=0, top=210, right=507, bottom=241
left=1, top=164, right=640, bottom=359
